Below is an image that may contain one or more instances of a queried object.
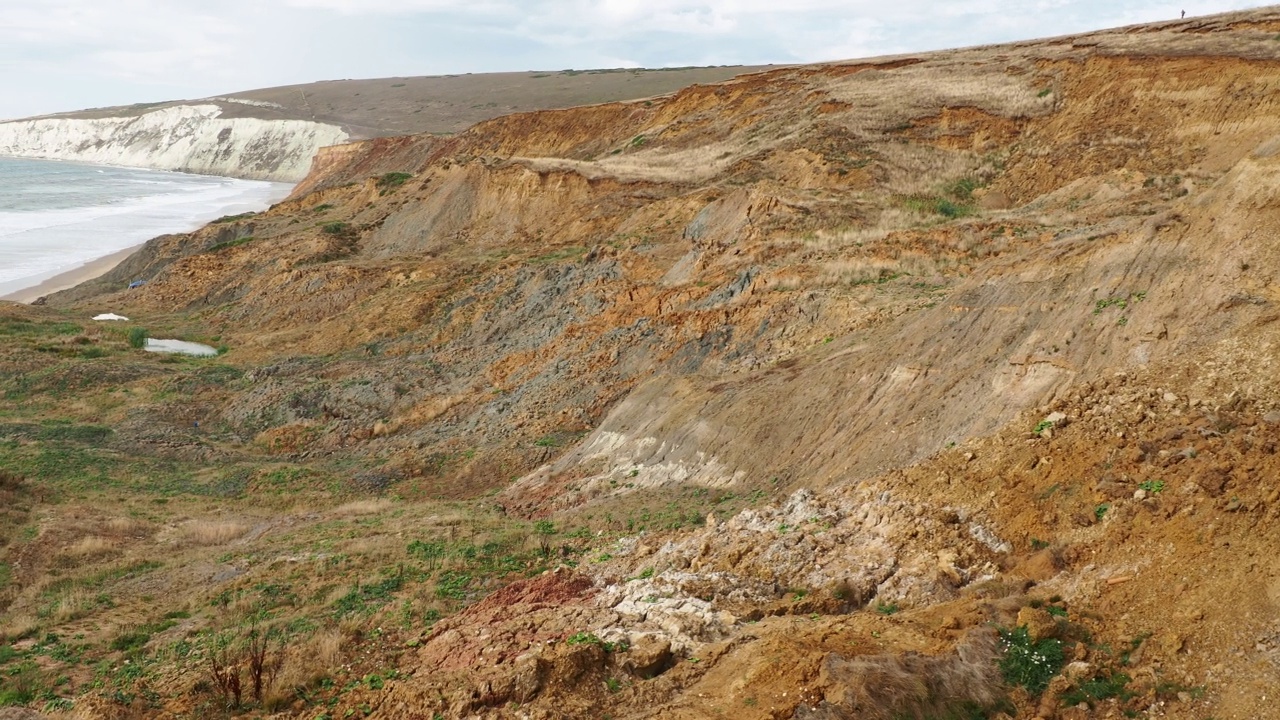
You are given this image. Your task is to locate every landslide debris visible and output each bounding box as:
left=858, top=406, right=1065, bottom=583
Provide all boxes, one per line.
left=4, top=6, right=1280, bottom=720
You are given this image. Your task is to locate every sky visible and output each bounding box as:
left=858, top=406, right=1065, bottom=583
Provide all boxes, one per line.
left=0, top=0, right=1271, bottom=120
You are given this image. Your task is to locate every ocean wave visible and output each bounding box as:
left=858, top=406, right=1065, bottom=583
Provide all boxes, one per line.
left=0, top=159, right=292, bottom=296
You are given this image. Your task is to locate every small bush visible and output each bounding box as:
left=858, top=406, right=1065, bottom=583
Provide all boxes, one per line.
left=1061, top=670, right=1131, bottom=707
left=110, top=629, right=151, bottom=653
left=207, top=236, right=255, bottom=253
left=376, top=172, right=414, bottom=193
left=127, top=327, right=148, bottom=349
left=211, top=212, right=256, bottom=224
left=999, top=626, right=1065, bottom=694
left=321, top=222, right=352, bottom=236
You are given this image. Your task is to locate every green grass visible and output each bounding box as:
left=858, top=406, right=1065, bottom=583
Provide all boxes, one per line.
left=875, top=602, right=900, bottom=615
left=528, top=246, right=587, bottom=264
left=998, top=626, right=1065, bottom=695
left=1061, top=670, right=1131, bottom=707
left=207, top=236, right=255, bottom=253
left=0, top=319, right=82, bottom=337
left=210, top=212, right=256, bottom=224
left=902, top=194, right=975, bottom=219
left=331, top=575, right=405, bottom=617
left=127, top=327, right=148, bottom=349
left=376, top=173, right=414, bottom=193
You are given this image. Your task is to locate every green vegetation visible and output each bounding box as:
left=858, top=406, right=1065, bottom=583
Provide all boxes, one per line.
left=529, top=246, right=588, bottom=264
left=207, top=236, right=255, bottom=253
left=1138, top=480, right=1165, bottom=494
left=903, top=195, right=974, bottom=219
left=1094, top=291, right=1146, bottom=315
left=211, top=212, right=256, bottom=224
left=127, top=327, right=148, bottom=349
left=1094, top=503, right=1110, bottom=521
left=567, top=632, right=628, bottom=653
left=1062, top=670, right=1131, bottom=707
left=376, top=172, right=414, bottom=194
left=0, top=318, right=82, bottom=337
left=999, top=626, right=1065, bottom=694
left=321, top=221, right=353, bottom=236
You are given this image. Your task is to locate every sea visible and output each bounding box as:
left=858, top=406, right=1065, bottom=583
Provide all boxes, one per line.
left=0, top=156, right=293, bottom=297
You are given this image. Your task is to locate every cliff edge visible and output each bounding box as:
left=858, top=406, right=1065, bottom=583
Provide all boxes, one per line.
left=0, top=104, right=348, bottom=182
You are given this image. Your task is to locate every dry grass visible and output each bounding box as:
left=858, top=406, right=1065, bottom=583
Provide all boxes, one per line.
left=310, top=628, right=345, bottom=669
left=521, top=139, right=749, bottom=184
left=55, top=535, right=120, bottom=567
left=0, top=613, right=39, bottom=642
left=66, top=535, right=116, bottom=556
left=103, top=517, right=146, bottom=536
left=823, top=55, right=1054, bottom=129
left=333, top=498, right=394, bottom=516
left=813, top=628, right=1004, bottom=719
left=51, top=587, right=100, bottom=623
left=184, top=520, right=251, bottom=545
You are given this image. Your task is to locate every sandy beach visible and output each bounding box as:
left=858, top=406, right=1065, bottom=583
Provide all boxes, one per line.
left=0, top=244, right=141, bottom=304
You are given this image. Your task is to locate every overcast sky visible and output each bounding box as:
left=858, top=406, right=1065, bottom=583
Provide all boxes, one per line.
left=0, top=0, right=1269, bottom=120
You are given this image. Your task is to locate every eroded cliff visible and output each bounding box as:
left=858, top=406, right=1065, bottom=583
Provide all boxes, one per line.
left=3, top=8, right=1280, bottom=720
left=0, top=105, right=349, bottom=182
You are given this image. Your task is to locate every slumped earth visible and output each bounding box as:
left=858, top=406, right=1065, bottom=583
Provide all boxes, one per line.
left=4, top=7, right=1280, bottom=719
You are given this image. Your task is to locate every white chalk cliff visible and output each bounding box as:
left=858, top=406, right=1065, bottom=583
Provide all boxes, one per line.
left=0, top=105, right=348, bottom=182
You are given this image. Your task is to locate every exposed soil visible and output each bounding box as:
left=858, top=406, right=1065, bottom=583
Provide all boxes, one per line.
left=3, top=6, right=1280, bottom=720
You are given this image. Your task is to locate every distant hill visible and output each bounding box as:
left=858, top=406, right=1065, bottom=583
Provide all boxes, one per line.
left=31, top=66, right=775, bottom=139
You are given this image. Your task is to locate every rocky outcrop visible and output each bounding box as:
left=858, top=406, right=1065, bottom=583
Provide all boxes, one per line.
left=0, top=104, right=347, bottom=182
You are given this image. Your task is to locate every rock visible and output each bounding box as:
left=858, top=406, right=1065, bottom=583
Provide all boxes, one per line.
left=1044, top=412, right=1068, bottom=425
left=1014, top=549, right=1060, bottom=582
left=1063, top=660, right=1092, bottom=681
left=1016, top=606, right=1059, bottom=642
left=1264, top=410, right=1280, bottom=425
left=1195, top=466, right=1229, bottom=496
left=1164, top=392, right=1180, bottom=404
left=1158, top=632, right=1185, bottom=655
left=620, top=635, right=673, bottom=679
left=1134, top=488, right=1148, bottom=501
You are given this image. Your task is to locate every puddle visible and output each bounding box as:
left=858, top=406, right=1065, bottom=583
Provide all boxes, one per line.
left=145, top=339, right=218, bottom=357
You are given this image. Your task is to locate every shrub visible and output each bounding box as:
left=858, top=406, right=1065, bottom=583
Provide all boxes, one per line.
left=127, top=327, right=148, bottom=349
left=998, top=626, right=1065, bottom=694
left=110, top=629, right=151, bottom=653
left=321, top=222, right=352, bottom=236
left=207, top=236, right=254, bottom=253
left=376, top=172, right=414, bottom=193
left=1062, top=671, right=1131, bottom=707
left=211, top=212, right=256, bottom=224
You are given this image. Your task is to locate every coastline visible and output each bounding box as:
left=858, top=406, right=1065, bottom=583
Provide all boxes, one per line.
left=0, top=244, right=142, bottom=304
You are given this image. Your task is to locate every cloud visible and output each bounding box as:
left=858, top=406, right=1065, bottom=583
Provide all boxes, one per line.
left=0, top=0, right=1273, bottom=118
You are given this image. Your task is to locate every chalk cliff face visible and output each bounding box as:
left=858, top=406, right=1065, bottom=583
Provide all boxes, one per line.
left=0, top=104, right=347, bottom=182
